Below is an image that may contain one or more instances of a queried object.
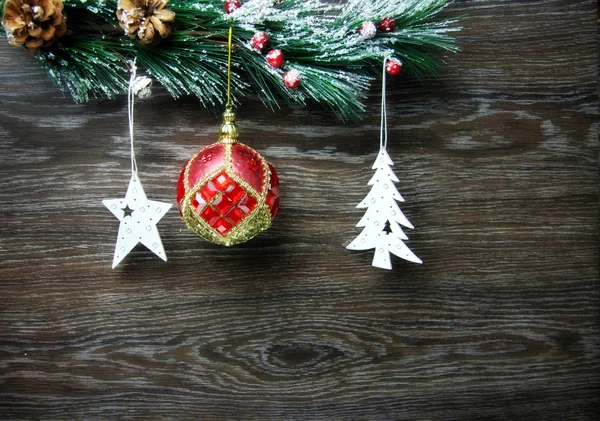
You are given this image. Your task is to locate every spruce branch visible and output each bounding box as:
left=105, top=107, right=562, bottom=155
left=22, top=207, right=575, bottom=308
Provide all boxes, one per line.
left=0, top=0, right=461, bottom=119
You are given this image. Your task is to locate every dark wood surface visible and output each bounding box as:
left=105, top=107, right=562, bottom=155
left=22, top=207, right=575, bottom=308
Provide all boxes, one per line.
left=1, top=1, right=598, bottom=419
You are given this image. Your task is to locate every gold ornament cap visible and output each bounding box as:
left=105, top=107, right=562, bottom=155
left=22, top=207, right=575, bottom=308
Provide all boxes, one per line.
left=219, top=107, right=238, bottom=143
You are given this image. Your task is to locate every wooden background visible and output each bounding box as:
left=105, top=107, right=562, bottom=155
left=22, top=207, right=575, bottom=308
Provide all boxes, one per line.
left=1, top=1, right=598, bottom=419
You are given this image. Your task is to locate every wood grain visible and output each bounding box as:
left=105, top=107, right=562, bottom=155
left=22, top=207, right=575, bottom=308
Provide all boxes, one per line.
left=1, top=0, right=598, bottom=419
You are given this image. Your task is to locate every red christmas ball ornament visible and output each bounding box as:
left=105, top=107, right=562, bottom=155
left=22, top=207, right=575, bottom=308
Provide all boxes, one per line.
left=379, top=17, right=396, bottom=32
left=225, top=0, right=242, bottom=14
left=251, top=31, right=269, bottom=51
left=283, top=69, right=300, bottom=89
left=359, top=21, right=377, bottom=39
left=385, top=57, right=403, bottom=75
left=177, top=108, right=279, bottom=246
left=266, top=49, right=284, bottom=67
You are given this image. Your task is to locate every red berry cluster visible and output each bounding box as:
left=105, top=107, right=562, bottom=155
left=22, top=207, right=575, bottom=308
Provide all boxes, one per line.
left=359, top=16, right=397, bottom=38
left=224, top=2, right=299, bottom=88
left=251, top=31, right=300, bottom=89
left=358, top=16, right=403, bottom=76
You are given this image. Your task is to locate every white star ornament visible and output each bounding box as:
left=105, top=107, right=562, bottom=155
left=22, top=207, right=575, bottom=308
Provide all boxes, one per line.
left=103, top=173, right=172, bottom=268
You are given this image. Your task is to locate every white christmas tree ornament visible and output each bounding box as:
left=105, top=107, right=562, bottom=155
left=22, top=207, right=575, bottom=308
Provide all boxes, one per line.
left=347, top=59, right=422, bottom=270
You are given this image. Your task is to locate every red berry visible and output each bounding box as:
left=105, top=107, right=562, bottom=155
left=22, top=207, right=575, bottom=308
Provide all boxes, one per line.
left=266, top=49, right=284, bottom=68
left=225, top=0, right=241, bottom=13
left=386, top=58, right=403, bottom=76
left=283, top=70, right=300, bottom=89
left=359, top=21, right=377, bottom=39
left=251, top=32, right=269, bottom=51
left=379, top=17, right=396, bottom=32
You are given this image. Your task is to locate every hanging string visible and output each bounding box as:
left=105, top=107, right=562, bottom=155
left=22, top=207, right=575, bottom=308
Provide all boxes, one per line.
left=226, top=26, right=233, bottom=109
left=380, top=57, right=388, bottom=150
left=127, top=59, right=138, bottom=175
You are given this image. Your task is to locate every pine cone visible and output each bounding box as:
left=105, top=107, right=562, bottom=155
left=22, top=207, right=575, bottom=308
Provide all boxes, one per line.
left=2, top=0, right=67, bottom=50
left=117, top=0, right=175, bottom=45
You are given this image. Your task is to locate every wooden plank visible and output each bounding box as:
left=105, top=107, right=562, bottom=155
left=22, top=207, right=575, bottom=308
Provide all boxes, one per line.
left=0, top=0, right=598, bottom=419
